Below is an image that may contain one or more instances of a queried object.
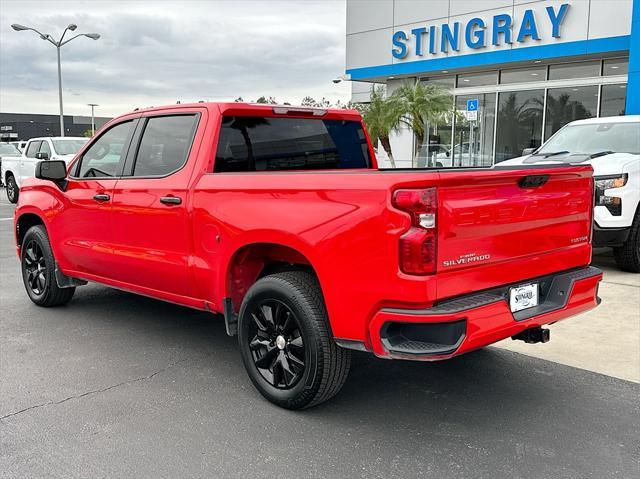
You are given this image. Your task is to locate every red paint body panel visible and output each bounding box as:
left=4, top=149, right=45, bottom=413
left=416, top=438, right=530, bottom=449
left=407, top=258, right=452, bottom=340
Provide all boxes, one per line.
left=14, top=102, right=602, bottom=361
left=369, top=273, right=602, bottom=359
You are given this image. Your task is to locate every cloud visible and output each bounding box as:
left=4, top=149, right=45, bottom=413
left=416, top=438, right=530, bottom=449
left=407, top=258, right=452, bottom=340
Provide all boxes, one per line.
left=0, top=0, right=351, bottom=117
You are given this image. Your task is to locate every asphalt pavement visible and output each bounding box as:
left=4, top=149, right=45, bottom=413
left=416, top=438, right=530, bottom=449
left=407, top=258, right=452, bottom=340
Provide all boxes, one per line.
left=1, top=191, right=638, bottom=478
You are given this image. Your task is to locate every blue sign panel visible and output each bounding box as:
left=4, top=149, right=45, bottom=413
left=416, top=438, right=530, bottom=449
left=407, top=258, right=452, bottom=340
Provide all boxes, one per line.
left=467, top=99, right=478, bottom=111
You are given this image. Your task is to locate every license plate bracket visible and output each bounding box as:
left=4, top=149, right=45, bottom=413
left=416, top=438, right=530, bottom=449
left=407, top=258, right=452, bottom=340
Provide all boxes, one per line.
left=509, top=283, right=539, bottom=313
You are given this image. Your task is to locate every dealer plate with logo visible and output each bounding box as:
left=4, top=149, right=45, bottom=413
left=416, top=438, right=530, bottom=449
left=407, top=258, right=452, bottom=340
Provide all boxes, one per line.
left=509, top=284, right=539, bottom=313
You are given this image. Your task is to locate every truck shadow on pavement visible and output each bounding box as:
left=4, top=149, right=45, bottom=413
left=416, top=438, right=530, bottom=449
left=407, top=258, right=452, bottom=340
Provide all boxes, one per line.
left=5, top=280, right=637, bottom=477
left=66, top=282, right=635, bottom=421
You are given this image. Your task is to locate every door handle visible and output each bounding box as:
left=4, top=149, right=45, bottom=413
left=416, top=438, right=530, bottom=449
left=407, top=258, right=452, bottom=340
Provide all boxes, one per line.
left=160, top=196, right=182, bottom=205
left=93, top=193, right=110, bottom=202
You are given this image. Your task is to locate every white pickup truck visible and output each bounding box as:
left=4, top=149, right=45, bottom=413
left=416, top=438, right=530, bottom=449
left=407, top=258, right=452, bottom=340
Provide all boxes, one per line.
left=501, top=116, right=640, bottom=272
left=2, top=136, right=87, bottom=203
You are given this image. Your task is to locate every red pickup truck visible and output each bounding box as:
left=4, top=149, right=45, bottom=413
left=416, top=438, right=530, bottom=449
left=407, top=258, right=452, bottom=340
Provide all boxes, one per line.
left=14, top=102, right=602, bottom=409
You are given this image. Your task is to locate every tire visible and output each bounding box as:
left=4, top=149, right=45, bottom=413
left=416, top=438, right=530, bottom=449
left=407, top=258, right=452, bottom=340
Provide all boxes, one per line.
left=6, top=174, right=18, bottom=204
left=613, top=210, right=640, bottom=273
left=21, top=225, right=75, bottom=306
left=238, top=271, right=351, bottom=409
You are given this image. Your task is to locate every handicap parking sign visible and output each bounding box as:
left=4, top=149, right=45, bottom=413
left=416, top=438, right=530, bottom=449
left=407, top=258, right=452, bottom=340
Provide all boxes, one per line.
left=467, top=99, right=479, bottom=111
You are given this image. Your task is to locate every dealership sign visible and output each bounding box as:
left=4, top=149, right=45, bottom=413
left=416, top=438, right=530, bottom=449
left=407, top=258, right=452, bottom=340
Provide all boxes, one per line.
left=392, top=3, right=570, bottom=59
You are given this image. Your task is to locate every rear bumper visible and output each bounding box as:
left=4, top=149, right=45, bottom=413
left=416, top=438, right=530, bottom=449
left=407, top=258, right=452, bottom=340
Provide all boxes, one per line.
left=593, top=224, right=630, bottom=248
left=366, top=267, right=602, bottom=361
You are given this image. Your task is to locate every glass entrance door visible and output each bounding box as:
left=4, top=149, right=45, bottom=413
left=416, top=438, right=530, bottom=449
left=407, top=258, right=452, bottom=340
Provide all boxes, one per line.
left=453, top=93, right=496, bottom=167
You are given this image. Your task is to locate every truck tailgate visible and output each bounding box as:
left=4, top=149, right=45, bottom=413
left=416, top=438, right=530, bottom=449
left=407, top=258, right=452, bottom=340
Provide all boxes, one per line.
left=436, top=165, right=594, bottom=299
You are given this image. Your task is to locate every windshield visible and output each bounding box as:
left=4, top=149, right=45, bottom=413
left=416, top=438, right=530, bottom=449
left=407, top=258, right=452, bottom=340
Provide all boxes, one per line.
left=52, top=138, right=88, bottom=155
left=0, top=143, right=21, bottom=156
left=537, top=122, right=640, bottom=156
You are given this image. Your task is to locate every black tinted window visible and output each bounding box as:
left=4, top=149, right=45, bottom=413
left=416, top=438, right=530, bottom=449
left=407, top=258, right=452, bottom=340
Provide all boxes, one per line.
left=133, top=115, right=198, bottom=177
left=78, top=121, right=133, bottom=178
left=26, top=141, right=41, bottom=158
left=214, top=116, right=371, bottom=172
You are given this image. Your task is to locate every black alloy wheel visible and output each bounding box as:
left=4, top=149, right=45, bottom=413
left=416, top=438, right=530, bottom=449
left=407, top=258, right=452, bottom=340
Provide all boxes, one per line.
left=248, top=300, right=306, bottom=389
left=238, top=271, right=351, bottom=409
left=20, top=225, right=75, bottom=306
left=23, top=240, right=47, bottom=295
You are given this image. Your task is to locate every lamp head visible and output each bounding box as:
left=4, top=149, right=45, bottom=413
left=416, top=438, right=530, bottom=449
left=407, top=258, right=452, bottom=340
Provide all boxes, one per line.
left=67, top=24, right=77, bottom=31
left=85, top=33, right=100, bottom=40
left=11, top=24, right=29, bottom=31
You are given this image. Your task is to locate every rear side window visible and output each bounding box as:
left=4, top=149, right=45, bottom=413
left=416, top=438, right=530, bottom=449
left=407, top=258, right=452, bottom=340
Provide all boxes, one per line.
left=25, top=141, right=41, bottom=158
left=214, top=116, right=371, bottom=172
left=132, top=115, right=198, bottom=177
left=77, top=121, right=134, bottom=178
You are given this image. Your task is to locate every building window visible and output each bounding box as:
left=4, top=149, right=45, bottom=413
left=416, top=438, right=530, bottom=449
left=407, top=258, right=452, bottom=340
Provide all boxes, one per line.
left=452, top=93, right=495, bottom=167
left=602, top=58, right=629, bottom=76
left=420, top=76, right=456, bottom=89
left=548, top=61, right=601, bottom=81
left=499, top=67, right=547, bottom=84
left=544, top=86, right=598, bottom=140
left=456, top=71, right=498, bottom=88
left=600, top=84, right=627, bottom=117
left=495, top=90, right=544, bottom=162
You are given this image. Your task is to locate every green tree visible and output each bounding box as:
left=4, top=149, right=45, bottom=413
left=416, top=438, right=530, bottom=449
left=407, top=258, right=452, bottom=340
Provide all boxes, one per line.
left=360, top=85, right=404, bottom=168
left=392, top=80, right=453, bottom=156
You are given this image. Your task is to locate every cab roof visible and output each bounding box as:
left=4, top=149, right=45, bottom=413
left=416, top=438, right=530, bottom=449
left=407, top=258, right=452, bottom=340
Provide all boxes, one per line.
left=130, top=102, right=362, bottom=120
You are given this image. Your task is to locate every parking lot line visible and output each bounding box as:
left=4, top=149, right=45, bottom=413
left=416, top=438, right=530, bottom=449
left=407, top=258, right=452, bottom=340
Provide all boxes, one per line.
left=0, top=217, right=14, bottom=221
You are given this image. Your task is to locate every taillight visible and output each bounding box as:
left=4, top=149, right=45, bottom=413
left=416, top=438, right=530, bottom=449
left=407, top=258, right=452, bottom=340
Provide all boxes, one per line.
left=392, top=188, right=437, bottom=275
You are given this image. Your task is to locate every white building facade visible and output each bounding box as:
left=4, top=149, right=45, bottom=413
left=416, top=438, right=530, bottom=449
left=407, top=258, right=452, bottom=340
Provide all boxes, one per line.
left=346, top=0, right=640, bottom=167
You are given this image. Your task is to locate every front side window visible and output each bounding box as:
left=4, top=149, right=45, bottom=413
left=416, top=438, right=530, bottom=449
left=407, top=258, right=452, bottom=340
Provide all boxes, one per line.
left=25, top=141, right=41, bottom=158
left=132, top=115, right=198, bottom=177
left=77, top=121, right=134, bottom=178
left=39, top=141, right=51, bottom=156
left=214, top=116, right=371, bottom=172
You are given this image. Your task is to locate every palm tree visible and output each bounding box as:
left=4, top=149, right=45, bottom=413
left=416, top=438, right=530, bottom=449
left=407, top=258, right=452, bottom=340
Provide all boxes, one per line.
left=392, top=80, right=453, bottom=160
left=360, top=85, right=404, bottom=168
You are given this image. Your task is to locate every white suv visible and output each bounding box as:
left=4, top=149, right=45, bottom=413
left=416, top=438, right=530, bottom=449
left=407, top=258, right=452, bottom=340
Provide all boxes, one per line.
left=500, top=116, right=640, bottom=272
left=2, top=136, right=87, bottom=203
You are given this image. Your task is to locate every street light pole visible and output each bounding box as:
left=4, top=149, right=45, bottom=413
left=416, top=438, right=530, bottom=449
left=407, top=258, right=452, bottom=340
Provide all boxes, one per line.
left=87, top=103, right=98, bottom=135
left=11, top=23, right=100, bottom=138
left=56, top=45, right=64, bottom=136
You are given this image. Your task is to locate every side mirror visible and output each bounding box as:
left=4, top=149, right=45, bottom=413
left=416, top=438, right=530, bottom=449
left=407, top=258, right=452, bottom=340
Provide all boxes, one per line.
left=35, top=151, right=49, bottom=160
left=35, top=160, right=67, bottom=181
left=522, top=148, right=536, bottom=156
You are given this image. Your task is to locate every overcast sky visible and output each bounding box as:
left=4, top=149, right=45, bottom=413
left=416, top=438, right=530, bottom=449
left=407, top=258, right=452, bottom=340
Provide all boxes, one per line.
left=0, top=0, right=350, bottom=118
